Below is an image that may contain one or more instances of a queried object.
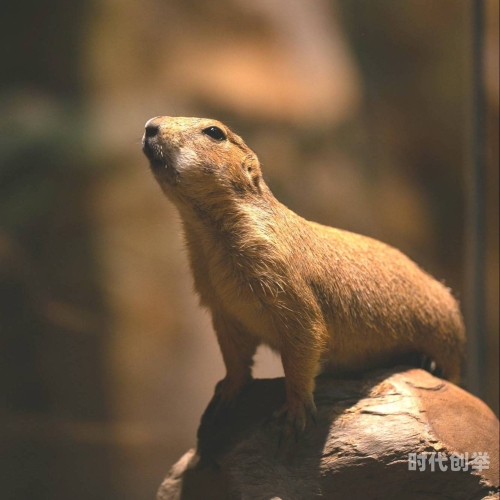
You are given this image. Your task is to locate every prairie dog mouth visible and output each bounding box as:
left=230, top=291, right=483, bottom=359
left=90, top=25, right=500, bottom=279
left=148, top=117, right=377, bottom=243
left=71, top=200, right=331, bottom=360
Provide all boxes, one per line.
left=142, top=135, right=167, bottom=169
left=142, top=134, right=176, bottom=178
left=142, top=118, right=174, bottom=171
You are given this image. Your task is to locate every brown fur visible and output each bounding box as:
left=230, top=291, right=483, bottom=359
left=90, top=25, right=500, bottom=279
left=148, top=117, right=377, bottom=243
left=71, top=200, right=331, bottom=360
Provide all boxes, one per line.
left=142, top=116, right=466, bottom=433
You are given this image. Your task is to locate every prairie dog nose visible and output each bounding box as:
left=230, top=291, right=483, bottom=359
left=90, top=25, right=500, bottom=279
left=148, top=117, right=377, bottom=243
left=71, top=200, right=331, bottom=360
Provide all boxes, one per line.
left=145, top=123, right=159, bottom=138
left=144, top=116, right=163, bottom=138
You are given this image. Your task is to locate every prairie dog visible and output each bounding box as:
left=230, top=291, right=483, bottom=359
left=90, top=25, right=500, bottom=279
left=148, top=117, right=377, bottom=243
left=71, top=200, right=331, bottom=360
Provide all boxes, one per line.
left=141, top=116, right=465, bottom=434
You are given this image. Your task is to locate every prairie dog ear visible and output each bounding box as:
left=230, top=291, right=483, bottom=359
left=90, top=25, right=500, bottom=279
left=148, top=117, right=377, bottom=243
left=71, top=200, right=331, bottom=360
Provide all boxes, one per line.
left=242, top=154, right=262, bottom=192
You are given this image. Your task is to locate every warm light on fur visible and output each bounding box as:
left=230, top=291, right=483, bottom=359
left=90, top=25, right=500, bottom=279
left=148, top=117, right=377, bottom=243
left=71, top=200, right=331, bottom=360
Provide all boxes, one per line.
left=142, top=116, right=466, bottom=435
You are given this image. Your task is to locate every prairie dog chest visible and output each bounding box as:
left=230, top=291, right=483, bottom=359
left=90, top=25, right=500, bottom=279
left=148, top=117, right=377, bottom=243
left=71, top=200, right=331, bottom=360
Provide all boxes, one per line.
left=185, top=225, right=279, bottom=342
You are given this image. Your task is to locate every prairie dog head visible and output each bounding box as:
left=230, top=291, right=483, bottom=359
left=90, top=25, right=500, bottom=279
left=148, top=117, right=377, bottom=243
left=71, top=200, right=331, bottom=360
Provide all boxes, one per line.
left=142, top=116, right=263, bottom=206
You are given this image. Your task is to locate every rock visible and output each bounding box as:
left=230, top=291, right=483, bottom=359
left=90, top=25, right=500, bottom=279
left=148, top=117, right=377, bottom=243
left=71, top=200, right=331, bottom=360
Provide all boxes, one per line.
left=158, top=368, right=499, bottom=500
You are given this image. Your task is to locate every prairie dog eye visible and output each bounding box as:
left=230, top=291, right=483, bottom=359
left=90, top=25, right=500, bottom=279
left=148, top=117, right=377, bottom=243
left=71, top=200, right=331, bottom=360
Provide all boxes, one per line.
left=202, top=126, right=226, bottom=141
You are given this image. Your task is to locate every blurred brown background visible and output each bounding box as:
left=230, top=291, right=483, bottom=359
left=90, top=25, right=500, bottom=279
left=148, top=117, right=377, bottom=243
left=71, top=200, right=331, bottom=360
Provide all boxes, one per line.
left=0, top=1, right=498, bottom=499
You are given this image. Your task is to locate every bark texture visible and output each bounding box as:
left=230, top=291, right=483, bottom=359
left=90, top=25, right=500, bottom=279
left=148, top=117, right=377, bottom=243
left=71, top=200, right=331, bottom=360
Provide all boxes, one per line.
left=158, top=368, right=499, bottom=500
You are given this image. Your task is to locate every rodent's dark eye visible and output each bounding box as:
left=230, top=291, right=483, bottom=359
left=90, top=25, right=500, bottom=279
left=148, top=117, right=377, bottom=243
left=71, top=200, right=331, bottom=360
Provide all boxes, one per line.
left=202, top=126, right=226, bottom=141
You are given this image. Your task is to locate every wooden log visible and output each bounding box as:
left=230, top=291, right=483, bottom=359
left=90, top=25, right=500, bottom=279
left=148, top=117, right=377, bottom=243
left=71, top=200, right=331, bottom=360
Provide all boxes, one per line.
left=158, top=368, right=499, bottom=500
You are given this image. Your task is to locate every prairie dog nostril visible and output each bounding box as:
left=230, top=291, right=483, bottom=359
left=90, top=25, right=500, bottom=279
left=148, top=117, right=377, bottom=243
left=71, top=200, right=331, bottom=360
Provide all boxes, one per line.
left=145, top=124, right=159, bottom=138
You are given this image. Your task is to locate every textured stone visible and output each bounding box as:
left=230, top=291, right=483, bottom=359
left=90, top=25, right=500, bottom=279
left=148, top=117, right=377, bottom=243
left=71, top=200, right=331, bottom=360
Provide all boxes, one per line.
left=158, top=368, right=499, bottom=500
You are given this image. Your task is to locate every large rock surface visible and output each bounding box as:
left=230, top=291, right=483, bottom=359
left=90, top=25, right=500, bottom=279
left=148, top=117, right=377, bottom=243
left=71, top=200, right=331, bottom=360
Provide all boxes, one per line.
left=158, top=368, right=499, bottom=500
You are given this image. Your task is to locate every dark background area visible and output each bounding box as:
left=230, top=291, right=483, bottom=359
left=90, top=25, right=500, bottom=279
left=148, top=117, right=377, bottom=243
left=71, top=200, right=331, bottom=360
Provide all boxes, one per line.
left=0, top=1, right=498, bottom=499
